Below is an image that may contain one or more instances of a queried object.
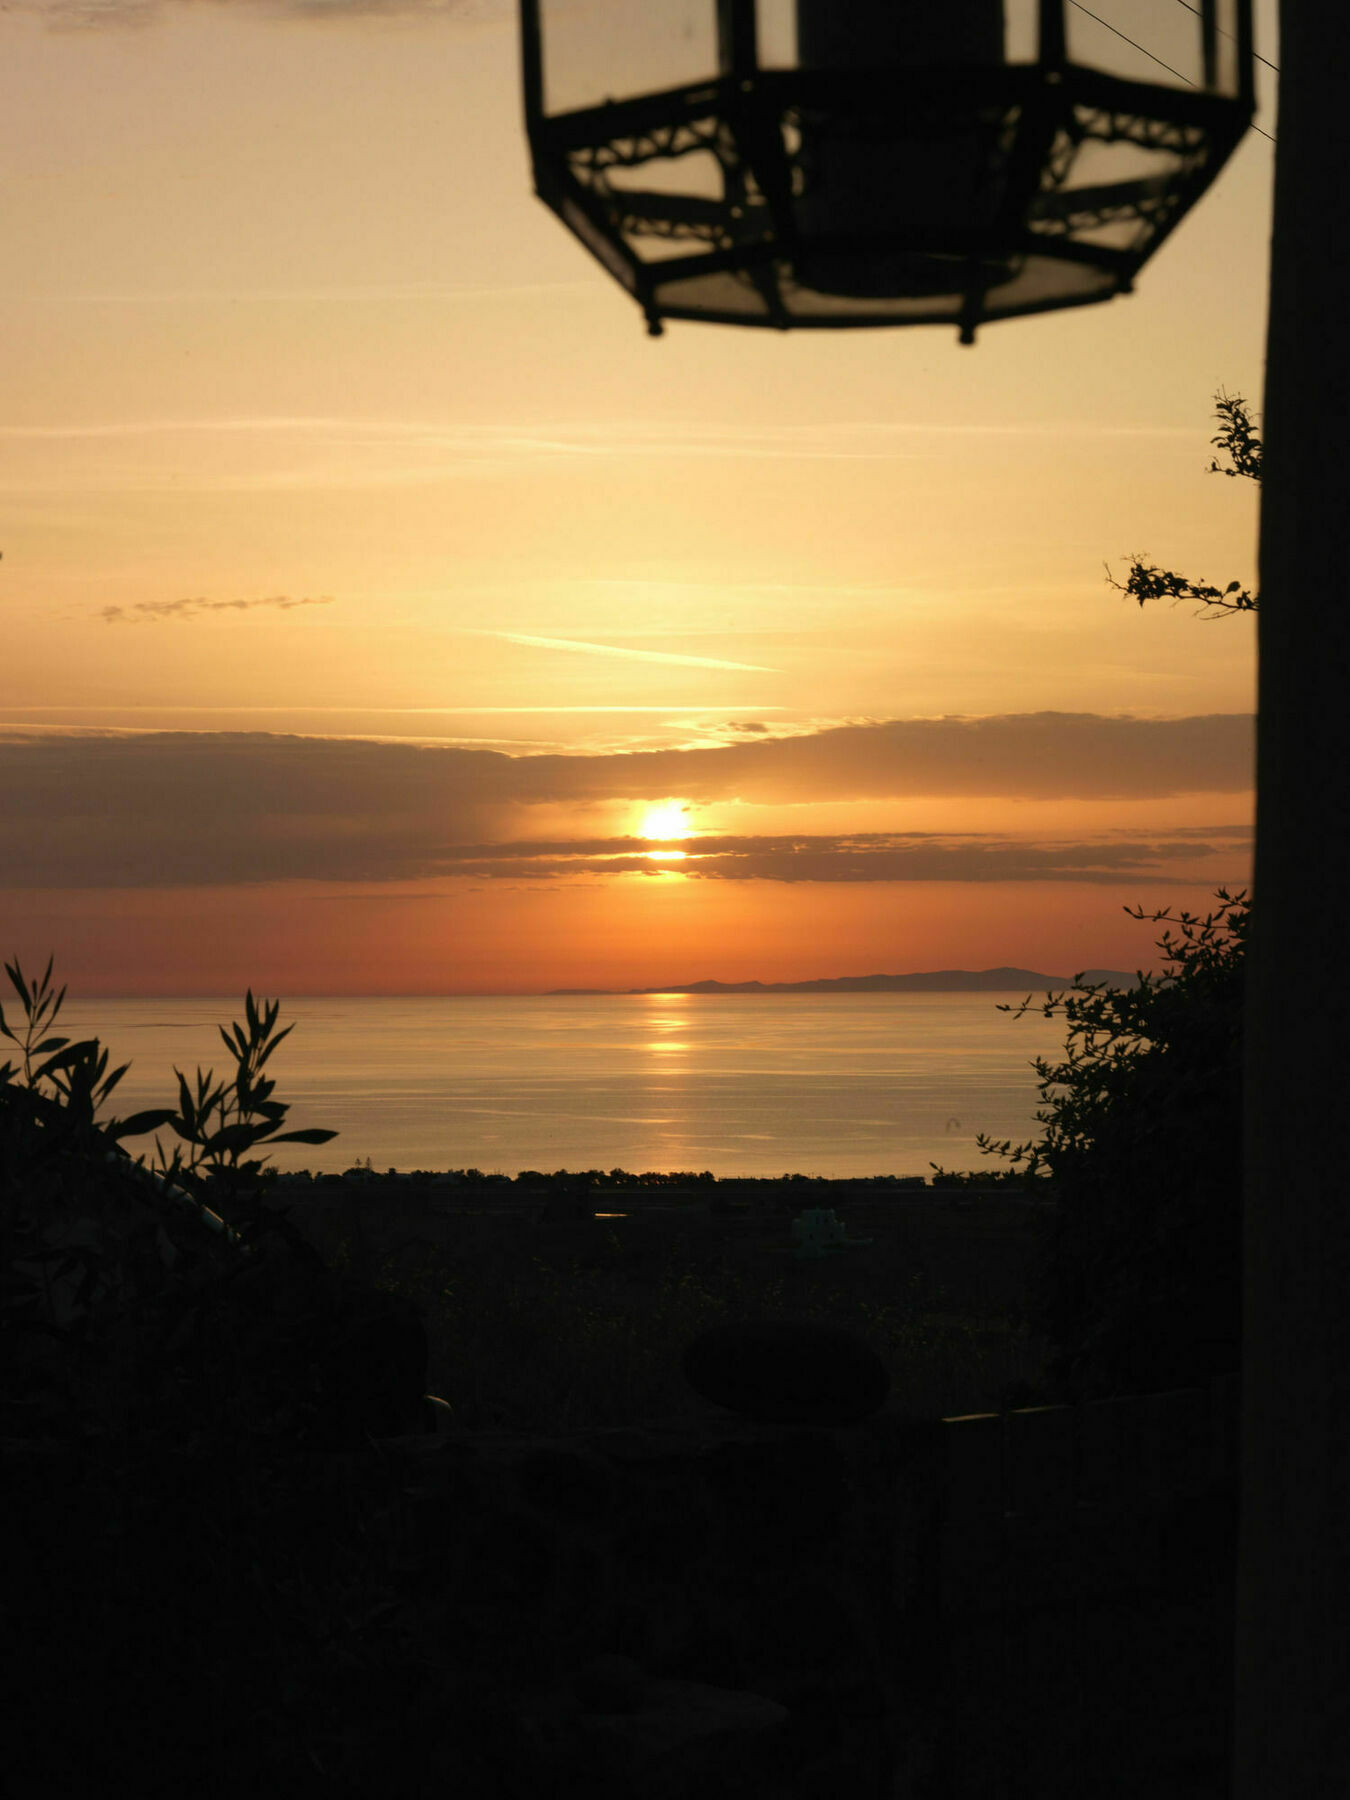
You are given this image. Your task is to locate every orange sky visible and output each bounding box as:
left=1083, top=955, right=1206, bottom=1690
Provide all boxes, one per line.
left=0, top=1, right=1274, bottom=995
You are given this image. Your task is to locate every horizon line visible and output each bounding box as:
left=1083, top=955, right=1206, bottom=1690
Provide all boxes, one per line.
left=60, top=967, right=1150, bottom=1002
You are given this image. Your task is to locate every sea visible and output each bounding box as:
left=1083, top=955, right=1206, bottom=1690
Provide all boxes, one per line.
left=48, top=991, right=1075, bottom=1181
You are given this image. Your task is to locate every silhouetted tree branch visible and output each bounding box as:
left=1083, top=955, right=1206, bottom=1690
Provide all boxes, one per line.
left=1107, top=388, right=1262, bottom=619
left=1207, top=388, right=1263, bottom=482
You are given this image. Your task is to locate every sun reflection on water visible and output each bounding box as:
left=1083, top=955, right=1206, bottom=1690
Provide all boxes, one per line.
left=643, top=992, right=692, bottom=1057
left=639, top=993, right=693, bottom=1162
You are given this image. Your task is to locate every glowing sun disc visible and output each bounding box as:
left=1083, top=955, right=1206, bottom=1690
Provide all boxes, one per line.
left=640, top=802, right=691, bottom=840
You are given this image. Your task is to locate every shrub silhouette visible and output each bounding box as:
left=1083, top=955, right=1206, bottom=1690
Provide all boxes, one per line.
left=0, top=960, right=476, bottom=1789
left=0, top=955, right=433, bottom=1447
left=979, top=890, right=1246, bottom=1396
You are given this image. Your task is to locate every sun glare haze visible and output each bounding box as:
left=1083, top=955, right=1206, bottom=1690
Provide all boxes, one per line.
left=0, top=0, right=1274, bottom=994
left=640, top=802, right=694, bottom=841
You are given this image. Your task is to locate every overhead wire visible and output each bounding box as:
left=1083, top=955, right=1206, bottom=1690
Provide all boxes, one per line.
left=1170, top=0, right=1280, bottom=75
left=1067, top=0, right=1193, bottom=84
left=1065, top=0, right=1276, bottom=142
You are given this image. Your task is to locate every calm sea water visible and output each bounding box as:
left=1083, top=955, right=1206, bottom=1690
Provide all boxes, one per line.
left=55, top=993, right=1070, bottom=1181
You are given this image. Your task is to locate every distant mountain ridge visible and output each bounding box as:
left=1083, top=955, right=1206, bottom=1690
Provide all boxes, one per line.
left=549, top=966, right=1141, bottom=996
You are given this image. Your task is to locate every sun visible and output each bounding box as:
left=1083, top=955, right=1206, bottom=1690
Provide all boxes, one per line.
left=639, top=801, right=692, bottom=841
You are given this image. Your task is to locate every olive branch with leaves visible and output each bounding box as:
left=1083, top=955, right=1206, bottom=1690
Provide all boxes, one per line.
left=0, top=956, right=335, bottom=1192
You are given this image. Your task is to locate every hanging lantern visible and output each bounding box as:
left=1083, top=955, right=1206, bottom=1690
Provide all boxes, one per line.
left=519, top=0, right=1255, bottom=342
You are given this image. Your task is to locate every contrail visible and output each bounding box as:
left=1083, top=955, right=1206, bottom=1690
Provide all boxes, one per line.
left=0, top=704, right=787, bottom=717
left=486, top=631, right=779, bottom=674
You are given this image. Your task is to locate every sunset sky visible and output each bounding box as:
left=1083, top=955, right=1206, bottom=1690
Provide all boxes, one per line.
left=2, top=0, right=1274, bottom=995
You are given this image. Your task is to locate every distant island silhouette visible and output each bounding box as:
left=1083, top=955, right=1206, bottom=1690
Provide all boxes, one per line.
left=548, top=967, right=1142, bottom=996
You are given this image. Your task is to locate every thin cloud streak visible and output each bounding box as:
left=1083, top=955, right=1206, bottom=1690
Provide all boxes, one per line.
left=1, top=705, right=788, bottom=716
left=18, top=281, right=596, bottom=307
left=485, top=631, right=780, bottom=675
left=0, top=416, right=1199, bottom=451
left=20, top=0, right=509, bottom=27
left=100, top=595, right=334, bottom=623
left=0, top=414, right=1204, bottom=497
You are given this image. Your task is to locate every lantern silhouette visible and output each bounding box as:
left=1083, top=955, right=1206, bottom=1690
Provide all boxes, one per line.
left=520, top=0, right=1255, bottom=341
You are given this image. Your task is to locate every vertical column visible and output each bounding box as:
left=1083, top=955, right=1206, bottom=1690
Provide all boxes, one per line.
left=1236, top=6, right=1350, bottom=1791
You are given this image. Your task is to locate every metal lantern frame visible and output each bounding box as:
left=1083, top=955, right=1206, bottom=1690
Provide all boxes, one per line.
left=521, top=0, right=1255, bottom=341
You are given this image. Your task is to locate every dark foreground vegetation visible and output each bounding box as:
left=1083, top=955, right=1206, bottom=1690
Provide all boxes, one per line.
left=3, top=899, right=1243, bottom=1793
left=294, top=1171, right=1050, bottom=1433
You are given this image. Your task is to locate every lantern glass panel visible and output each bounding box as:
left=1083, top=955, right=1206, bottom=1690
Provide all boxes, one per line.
left=560, top=196, right=638, bottom=291
left=1028, top=114, right=1197, bottom=258
left=754, top=0, right=797, bottom=69
left=756, top=0, right=1051, bottom=72
left=792, top=0, right=1005, bottom=71
left=602, top=152, right=724, bottom=201
left=1054, top=132, right=1188, bottom=195
left=537, top=0, right=716, bottom=115
left=982, top=254, right=1118, bottom=309
left=1002, top=0, right=1040, bottom=66
left=1064, top=0, right=1207, bottom=89
left=568, top=116, right=728, bottom=265
left=782, top=279, right=967, bottom=321
left=603, top=142, right=726, bottom=263
left=653, top=270, right=773, bottom=317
